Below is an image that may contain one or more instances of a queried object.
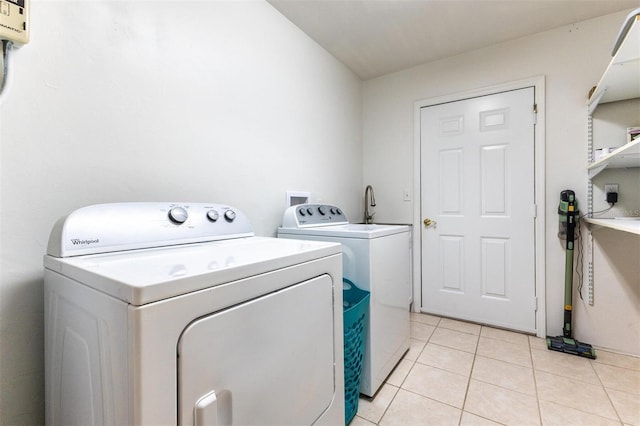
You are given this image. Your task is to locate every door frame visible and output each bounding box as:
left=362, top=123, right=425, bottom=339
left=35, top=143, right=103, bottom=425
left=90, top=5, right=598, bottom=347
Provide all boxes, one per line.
left=412, top=76, right=546, bottom=337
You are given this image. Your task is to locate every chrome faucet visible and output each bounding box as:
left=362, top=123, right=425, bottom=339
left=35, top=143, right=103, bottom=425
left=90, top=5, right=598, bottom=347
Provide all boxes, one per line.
left=364, top=185, right=376, bottom=224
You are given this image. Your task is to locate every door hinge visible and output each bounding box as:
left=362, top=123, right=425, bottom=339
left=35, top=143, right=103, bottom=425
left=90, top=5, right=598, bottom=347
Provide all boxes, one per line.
left=533, top=203, right=537, bottom=218
left=533, top=296, right=538, bottom=311
left=533, top=103, right=538, bottom=125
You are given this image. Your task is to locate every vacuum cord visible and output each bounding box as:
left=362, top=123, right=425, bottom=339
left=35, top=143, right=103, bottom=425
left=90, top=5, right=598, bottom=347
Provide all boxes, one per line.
left=575, top=203, right=615, bottom=301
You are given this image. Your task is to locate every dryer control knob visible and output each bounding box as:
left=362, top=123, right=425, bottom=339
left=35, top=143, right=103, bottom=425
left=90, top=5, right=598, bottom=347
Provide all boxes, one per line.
left=318, top=206, right=327, bottom=215
left=207, top=209, right=219, bottom=222
left=224, top=210, right=236, bottom=222
left=168, top=207, right=188, bottom=224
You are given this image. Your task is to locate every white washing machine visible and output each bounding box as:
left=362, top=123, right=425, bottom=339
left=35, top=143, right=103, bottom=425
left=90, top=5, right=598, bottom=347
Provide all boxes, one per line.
left=44, top=202, right=344, bottom=426
left=277, top=204, right=410, bottom=397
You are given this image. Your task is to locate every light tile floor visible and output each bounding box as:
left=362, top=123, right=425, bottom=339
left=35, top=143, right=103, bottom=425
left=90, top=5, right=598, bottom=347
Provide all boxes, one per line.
left=352, top=313, right=640, bottom=426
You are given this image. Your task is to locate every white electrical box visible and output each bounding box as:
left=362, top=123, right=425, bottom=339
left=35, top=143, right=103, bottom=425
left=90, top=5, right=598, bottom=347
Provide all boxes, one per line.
left=285, top=191, right=310, bottom=208
left=0, top=0, right=29, bottom=45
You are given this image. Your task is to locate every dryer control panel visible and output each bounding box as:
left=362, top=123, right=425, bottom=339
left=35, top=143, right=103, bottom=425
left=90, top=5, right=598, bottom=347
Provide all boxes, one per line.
left=282, top=203, right=349, bottom=228
left=47, top=202, right=254, bottom=257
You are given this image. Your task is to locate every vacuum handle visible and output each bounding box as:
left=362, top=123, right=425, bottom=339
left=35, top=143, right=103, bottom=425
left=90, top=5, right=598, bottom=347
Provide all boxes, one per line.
left=559, top=189, right=578, bottom=338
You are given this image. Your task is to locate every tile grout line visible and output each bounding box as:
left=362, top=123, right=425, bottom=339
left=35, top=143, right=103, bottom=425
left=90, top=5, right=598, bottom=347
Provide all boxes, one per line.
left=374, top=384, right=399, bottom=425
left=372, top=318, right=435, bottom=425
left=457, top=325, right=479, bottom=426
left=456, top=325, right=513, bottom=426
left=532, top=345, right=628, bottom=425
left=406, top=321, right=476, bottom=426
left=589, top=357, right=627, bottom=425
left=530, top=334, right=544, bottom=425
left=438, top=321, right=475, bottom=426
left=383, top=316, right=638, bottom=425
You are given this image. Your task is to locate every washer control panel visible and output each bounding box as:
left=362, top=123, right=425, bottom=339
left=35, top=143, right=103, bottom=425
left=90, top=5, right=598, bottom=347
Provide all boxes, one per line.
left=282, top=203, right=349, bottom=228
left=47, top=202, right=254, bottom=257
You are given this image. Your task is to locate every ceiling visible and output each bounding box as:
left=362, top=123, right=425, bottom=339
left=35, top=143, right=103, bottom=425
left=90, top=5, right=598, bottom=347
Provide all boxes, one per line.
left=267, top=0, right=640, bottom=80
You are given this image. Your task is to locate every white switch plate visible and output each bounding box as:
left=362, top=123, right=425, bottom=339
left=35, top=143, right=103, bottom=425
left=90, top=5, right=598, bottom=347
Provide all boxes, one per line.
left=403, top=189, right=411, bottom=201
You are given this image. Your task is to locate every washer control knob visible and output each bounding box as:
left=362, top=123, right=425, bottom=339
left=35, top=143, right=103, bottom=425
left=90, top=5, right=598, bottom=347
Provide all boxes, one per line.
left=298, top=208, right=306, bottom=216
left=206, top=209, right=219, bottom=222
left=168, top=207, right=188, bottom=224
left=318, top=206, right=327, bottom=215
left=306, top=208, right=314, bottom=215
left=330, top=207, right=337, bottom=215
left=224, top=209, right=236, bottom=222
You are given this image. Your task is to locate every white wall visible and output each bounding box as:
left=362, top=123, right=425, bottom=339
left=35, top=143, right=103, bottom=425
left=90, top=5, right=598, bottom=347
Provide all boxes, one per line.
left=0, top=1, right=362, bottom=423
left=579, top=99, right=640, bottom=355
left=362, top=10, right=639, bottom=354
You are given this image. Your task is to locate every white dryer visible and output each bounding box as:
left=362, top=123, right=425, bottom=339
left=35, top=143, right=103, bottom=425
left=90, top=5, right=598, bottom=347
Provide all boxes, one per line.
left=44, top=202, right=344, bottom=426
left=278, top=204, right=410, bottom=397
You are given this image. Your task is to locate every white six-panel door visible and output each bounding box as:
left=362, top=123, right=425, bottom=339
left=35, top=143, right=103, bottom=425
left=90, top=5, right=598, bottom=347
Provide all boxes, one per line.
left=420, top=87, right=536, bottom=333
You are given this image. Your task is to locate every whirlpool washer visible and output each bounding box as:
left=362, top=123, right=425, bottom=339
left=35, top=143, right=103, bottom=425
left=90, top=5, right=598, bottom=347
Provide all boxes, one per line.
left=278, top=203, right=410, bottom=397
left=44, top=202, right=344, bottom=425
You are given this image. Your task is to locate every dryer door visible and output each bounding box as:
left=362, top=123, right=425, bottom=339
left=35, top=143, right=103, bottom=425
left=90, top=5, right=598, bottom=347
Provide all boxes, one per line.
left=177, top=274, right=336, bottom=426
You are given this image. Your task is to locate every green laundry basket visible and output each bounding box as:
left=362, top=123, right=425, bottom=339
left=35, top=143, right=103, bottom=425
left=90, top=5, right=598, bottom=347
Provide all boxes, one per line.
left=342, top=278, right=369, bottom=425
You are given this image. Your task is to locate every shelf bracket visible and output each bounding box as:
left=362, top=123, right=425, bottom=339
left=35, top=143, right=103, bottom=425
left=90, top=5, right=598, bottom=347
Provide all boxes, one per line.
left=587, top=163, right=608, bottom=179
left=586, top=113, right=595, bottom=306
left=587, top=88, right=606, bottom=115
left=587, top=232, right=594, bottom=306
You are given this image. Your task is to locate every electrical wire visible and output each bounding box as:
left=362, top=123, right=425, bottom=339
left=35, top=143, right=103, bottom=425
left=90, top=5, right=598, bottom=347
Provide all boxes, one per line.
left=582, top=204, right=614, bottom=219
left=575, top=202, right=615, bottom=300
left=576, top=219, right=585, bottom=300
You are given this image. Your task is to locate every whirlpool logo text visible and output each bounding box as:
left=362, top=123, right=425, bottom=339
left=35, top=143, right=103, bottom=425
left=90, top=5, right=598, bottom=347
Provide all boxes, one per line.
left=70, top=238, right=100, bottom=246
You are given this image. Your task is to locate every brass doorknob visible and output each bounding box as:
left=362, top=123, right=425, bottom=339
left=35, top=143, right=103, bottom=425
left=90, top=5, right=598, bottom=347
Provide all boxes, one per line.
left=423, top=218, right=436, bottom=227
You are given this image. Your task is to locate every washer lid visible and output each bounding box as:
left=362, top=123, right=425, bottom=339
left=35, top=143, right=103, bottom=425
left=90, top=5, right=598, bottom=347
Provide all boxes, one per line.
left=278, top=223, right=410, bottom=239
left=44, top=237, right=341, bottom=305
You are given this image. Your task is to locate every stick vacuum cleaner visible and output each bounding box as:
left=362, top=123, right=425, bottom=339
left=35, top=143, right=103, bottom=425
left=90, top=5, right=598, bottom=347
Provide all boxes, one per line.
left=546, top=190, right=596, bottom=359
